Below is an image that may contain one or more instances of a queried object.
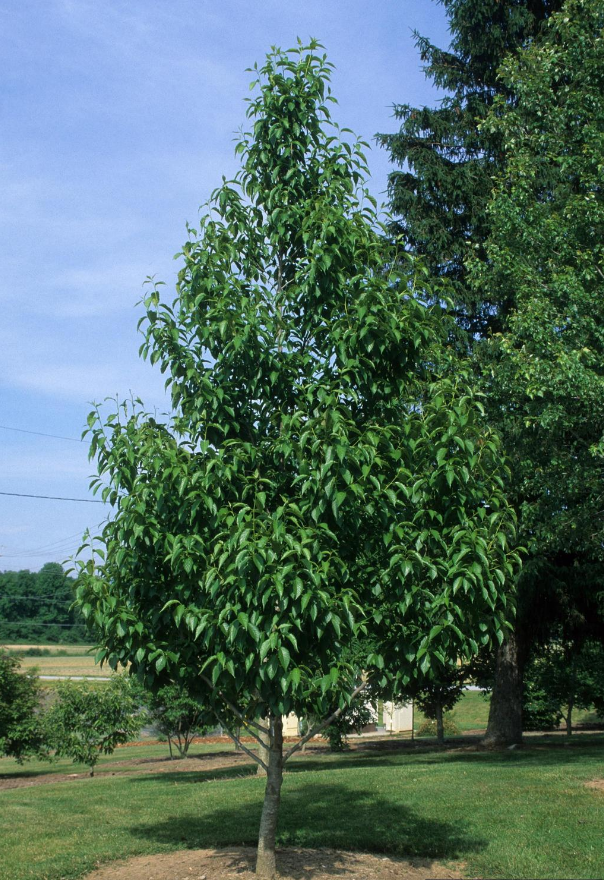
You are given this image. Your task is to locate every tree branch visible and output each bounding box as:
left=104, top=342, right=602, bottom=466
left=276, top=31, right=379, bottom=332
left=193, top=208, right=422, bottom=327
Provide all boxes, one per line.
left=200, top=674, right=270, bottom=744
left=283, top=679, right=371, bottom=763
left=212, top=709, right=268, bottom=772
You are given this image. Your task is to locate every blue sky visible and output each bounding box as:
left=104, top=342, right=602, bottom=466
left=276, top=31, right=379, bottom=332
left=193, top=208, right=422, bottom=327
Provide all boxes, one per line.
left=0, top=0, right=450, bottom=575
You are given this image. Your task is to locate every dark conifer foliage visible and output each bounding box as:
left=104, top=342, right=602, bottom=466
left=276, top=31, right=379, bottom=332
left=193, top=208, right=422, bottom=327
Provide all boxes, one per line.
left=377, top=0, right=562, bottom=337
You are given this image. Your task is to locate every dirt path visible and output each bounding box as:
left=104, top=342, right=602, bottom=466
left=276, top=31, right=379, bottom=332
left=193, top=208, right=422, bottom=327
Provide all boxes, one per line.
left=81, top=846, right=462, bottom=880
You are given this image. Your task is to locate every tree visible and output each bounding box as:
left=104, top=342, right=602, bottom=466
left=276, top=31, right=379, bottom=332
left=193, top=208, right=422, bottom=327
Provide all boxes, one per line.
left=524, top=639, right=604, bottom=737
left=0, top=563, right=86, bottom=644
left=377, top=0, right=562, bottom=336
left=46, top=677, right=142, bottom=776
left=0, top=650, right=47, bottom=762
left=148, top=683, right=211, bottom=758
left=410, top=666, right=466, bottom=746
left=380, top=0, right=603, bottom=747
left=469, top=0, right=604, bottom=742
left=75, top=43, right=518, bottom=878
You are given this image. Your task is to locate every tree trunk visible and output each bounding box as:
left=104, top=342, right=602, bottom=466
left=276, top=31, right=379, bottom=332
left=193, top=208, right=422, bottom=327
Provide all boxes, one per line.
left=256, top=715, right=283, bottom=879
left=566, top=699, right=574, bottom=738
left=435, top=703, right=444, bottom=746
left=483, top=628, right=524, bottom=747
left=257, top=718, right=270, bottom=777
left=168, top=736, right=173, bottom=760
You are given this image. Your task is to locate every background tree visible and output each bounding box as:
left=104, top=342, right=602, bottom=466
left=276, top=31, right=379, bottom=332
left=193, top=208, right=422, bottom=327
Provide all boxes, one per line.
left=0, top=650, right=48, bottom=762
left=409, top=664, right=466, bottom=746
left=380, top=0, right=604, bottom=746
left=46, top=676, right=142, bottom=776
left=0, top=563, right=86, bottom=644
left=524, top=639, right=604, bottom=737
left=469, top=0, right=604, bottom=742
left=75, top=43, right=518, bottom=879
left=148, top=683, right=212, bottom=758
left=377, top=0, right=562, bottom=336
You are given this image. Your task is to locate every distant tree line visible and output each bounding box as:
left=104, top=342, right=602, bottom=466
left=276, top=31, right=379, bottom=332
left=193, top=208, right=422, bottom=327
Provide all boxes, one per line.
left=0, top=563, right=87, bottom=644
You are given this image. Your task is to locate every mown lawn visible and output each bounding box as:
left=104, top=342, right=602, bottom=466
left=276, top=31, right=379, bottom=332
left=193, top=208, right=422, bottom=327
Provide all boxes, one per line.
left=413, top=689, right=604, bottom=736
left=1, top=736, right=603, bottom=880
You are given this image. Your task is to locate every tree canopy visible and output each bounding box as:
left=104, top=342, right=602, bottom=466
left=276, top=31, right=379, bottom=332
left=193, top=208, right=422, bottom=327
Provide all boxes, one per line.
left=0, top=650, right=47, bottom=763
left=75, top=41, right=518, bottom=877
left=377, top=0, right=562, bottom=337
left=0, top=563, right=86, bottom=644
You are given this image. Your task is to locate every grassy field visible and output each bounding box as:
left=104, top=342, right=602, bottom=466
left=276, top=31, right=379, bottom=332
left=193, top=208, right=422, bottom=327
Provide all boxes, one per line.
left=414, top=690, right=490, bottom=734
left=3, top=645, right=125, bottom=678
left=1, top=735, right=603, bottom=879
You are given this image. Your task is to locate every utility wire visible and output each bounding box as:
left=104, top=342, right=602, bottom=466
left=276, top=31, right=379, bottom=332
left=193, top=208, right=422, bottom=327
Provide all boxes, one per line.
left=0, top=621, right=88, bottom=627
left=2, top=530, right=86, bottom=555
left=0, top=491, right=103, bottom=504
left=0, top=595, right=76, bottom=600
left=0, top=424, right=84, bottom=443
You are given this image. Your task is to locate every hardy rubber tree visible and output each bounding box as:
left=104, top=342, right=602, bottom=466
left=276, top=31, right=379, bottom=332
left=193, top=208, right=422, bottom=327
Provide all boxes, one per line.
left=75, top=43, right=518, bottom=878
left=470, top=0, right=604, bottom=743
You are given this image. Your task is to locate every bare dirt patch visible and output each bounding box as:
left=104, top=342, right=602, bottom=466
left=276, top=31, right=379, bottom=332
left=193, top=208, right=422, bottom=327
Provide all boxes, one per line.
left=81, top=846, right=462, bottom=880
left=0, top=752, right=252, bottom=792
left=585, top=779, right=604, bottom=792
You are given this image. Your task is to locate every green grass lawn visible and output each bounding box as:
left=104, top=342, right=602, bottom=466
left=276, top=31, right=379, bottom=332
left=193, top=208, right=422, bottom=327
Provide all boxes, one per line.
left=0, top=740, right=241, bottom=781
left=413, top=690, right=491, bottom=734
left=414, top=690, right=604, bottom=737
left=2, top=736, right=604, bottom=880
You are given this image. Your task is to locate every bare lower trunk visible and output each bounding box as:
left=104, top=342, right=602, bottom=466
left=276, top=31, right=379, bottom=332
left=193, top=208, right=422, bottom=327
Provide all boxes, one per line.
left=256, top=715, right=283, bottom=879
left=435, top=703, right=444, bottom=746
left=483, top=628, right=523, bottom=747
left=566, top=699, right=574, bottom=738
left=257, top=718, right=270, bottom=777
left=168, top=736, right=173, bottom=760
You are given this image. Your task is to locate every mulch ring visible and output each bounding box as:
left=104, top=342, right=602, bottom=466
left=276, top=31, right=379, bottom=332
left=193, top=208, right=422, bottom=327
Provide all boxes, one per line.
left=81, top=846, right=463, bottom=880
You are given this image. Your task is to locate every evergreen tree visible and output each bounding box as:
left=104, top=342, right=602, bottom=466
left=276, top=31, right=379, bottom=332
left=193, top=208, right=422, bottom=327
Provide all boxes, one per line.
left=377, top=0, right=562, bottom=336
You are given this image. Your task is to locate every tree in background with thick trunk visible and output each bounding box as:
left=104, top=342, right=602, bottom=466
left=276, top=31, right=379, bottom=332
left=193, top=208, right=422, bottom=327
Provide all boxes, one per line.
left=377, top=0, right=604, bottom=748
left=470, top=0, right=604, bottom=742
left=74, top=42, right=518, bottom=878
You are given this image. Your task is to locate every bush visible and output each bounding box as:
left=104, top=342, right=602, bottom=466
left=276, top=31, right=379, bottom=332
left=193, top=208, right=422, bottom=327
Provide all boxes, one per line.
left=46, top=675, right=144, bottom=775
left=0, top=650, right=48, bottom=762
left=321, top=701, right=376, bottom=751
left=147, top=683, right=212, bottom=758
left=523, top=679, right=563, bottom=731
left=416, top=713, right=460, bottom=738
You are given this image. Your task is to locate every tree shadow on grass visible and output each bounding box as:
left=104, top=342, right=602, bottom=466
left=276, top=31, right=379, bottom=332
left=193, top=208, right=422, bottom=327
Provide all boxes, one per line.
left=134, top=762, right=259, bottom=786
left=127, top=732, right=604, bottom=790
left=129, top=781, right=487, bottom=863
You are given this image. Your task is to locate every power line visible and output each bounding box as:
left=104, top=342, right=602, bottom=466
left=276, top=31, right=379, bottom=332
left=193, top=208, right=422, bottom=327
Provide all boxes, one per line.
left=0, top=595, right=76, bottom=600
left=0, top=622, right=89, bottom=627
left=0, top=491, right=103, bottom=504
left=0, top=424, right=84, bottom=443
left=2, top=530, right=86, bottom=556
